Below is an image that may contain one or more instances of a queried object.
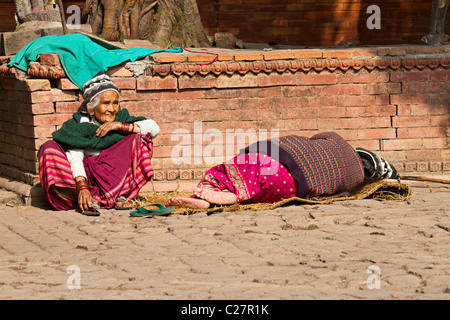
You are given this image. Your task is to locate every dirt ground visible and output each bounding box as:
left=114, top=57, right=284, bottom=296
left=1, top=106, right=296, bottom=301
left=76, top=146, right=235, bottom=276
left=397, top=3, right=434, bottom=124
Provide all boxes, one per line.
left=0, top=180, right=449, bottom=300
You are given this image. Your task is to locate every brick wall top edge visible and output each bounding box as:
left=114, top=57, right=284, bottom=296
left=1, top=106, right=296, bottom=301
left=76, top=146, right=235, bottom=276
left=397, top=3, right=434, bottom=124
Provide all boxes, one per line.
left=1, top=45, right=449, bottom=81
left=150, top=45, right=450, bottom=63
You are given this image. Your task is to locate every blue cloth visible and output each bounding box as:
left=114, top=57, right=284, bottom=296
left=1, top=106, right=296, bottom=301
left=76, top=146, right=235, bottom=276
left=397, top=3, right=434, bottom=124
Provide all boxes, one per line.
left=8, top=33, right=183, bottom=89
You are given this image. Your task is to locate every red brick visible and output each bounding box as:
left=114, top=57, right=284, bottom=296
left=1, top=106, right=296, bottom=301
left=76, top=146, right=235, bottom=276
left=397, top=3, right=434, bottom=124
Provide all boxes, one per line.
left=392, top=116, right=430, bottom=128
left=322, top=50, right=353, bottom=59
left=106, top=65, right=133, bottom=77
left=112, top=78, right=136, bottom=90
left=338, top=71, right=389, bottom=84
left=234, top=51, right=264, bottom=61
left=23, top=79, right=51, bottom=92
left=31, top=91, right=52, bottom=103
left=358, top=105, right=396, bottom=117
left=430, top=115, right=450, bottom=127
left=391, top=71, right=429, bottom=82
left=429, top=162, right=442, bottom=172
left=152, top=181, right=179, bottom=192
left=357, top=128, right=396, bottom=140
left=33, top=114, right=73, bottom=126
left=381, top=138, right=422, bottom=151
left=178, top=75, right=217, bottom=89
left=34, top=126, right=56, bottom=138
left=351, top=48, right=378, bottom=57
left=404, top=162, right=417, bottom=172
left=318, top=117, right=390, bottom=130
left=263, top=51, right=294, bottom=60
left=137, top=76, right=177, bottom=90
left=388, top=48, right=406, bottom=56
left=187, top=53, right=218, bottom=64
left=406, top=150, right=441, bottom=161
left=397, top=127, right=446, bottom=139
left=39, top=53, right=61, bottom=66
left=292, top=49, right=323, bottom=59
left=55, top=78, right=79, bottom=90
left=31, top=103, right=54, bottom=115
left=257, top=73, right=297, bottom=87
left=422, top=138, right=447, bottom=149
left=298, top=73, right=337, bottom=85
left=335, top=94, right=388, bottom=107
left=217, top=74, right=258, bottom=88
left=414, top=47, right=443, bottom=54
left=150, top=53, right=186, bottom=63
left=55, top=101, right=80, bottom=114
left=390, top=94, right=431, bottom=105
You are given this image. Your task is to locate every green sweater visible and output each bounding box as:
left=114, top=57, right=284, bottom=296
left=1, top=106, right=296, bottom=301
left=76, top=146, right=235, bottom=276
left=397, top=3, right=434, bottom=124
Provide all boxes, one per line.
left=52, top=108, right=146, bottom=150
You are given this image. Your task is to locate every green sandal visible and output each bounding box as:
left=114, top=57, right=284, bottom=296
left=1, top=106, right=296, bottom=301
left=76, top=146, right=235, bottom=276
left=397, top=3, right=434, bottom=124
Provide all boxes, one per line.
left=129, top=204, right=175, bottom=217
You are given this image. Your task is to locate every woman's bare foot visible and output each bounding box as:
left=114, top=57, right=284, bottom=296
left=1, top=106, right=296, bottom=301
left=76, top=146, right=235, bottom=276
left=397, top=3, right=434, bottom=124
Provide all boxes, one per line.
left=193, top=186, right=237, bottom=205
left=166, top=196, right=210, bottom=209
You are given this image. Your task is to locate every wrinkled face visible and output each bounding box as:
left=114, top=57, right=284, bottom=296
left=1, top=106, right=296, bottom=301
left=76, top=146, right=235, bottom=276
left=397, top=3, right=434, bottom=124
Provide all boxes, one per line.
left=87, top=90, right=119, bottom=124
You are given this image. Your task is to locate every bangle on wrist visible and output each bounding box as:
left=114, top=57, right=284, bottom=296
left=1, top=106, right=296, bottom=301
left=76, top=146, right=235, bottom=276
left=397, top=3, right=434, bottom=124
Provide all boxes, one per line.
left=76, top=180, right=89, bottom=193
left=77, top=186, right=89, bottom=193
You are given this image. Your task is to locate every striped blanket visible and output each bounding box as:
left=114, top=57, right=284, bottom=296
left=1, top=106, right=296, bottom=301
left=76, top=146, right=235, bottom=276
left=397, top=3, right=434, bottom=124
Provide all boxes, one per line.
left=245, top=132, right=365, bottom=199
left=275, top=132, right=365, bottom=199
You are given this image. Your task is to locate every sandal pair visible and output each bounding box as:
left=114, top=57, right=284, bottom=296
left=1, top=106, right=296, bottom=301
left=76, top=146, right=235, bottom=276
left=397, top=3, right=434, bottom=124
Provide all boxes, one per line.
left=130, top=204, right=175, bottom=217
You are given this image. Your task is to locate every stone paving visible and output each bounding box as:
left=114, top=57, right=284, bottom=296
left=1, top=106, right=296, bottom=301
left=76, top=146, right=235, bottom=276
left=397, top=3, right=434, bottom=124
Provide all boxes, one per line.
left=0, top=180, right=449, bottom=300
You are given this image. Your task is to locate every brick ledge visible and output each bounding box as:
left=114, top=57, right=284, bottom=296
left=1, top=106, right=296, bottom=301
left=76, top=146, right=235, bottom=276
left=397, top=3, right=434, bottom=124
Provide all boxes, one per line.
left=1, top=45, right=449, bottom=81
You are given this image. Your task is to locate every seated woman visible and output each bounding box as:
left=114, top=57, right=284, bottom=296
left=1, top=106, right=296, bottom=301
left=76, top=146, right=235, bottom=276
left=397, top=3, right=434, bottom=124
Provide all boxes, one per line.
left=167, top=132, right=399, bottom=209
left=39, top=73, right=160, bottom=213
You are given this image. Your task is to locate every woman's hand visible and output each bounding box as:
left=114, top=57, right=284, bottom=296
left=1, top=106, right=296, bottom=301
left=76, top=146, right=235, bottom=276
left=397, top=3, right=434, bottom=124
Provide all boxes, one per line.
left=95, top=121, right=122, bottom=137
left=78, top=189, right=97, bottom=212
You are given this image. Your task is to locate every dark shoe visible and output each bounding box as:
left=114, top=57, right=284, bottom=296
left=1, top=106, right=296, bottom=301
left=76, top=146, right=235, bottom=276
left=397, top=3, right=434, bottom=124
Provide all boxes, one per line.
left=356, top=148, right=399, bottom=180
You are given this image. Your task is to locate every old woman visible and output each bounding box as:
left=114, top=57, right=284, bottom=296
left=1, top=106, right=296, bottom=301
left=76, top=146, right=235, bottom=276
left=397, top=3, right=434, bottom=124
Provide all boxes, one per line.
left=39, top=73, right=160, bottom=214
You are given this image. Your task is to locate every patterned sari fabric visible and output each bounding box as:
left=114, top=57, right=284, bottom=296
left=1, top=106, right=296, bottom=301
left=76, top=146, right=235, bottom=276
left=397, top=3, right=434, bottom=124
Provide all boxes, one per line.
left=38, top=133, right=154, bottom=210
left=197, top=153, right=300, bottom=204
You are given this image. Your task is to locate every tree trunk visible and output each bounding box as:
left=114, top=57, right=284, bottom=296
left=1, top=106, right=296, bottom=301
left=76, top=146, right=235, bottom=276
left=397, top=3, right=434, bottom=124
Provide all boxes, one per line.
left=82, top=0, right=210, bottom=47
left=100, top=0, right=119, bottom=40
left=423, top=0, right=450, bottom=45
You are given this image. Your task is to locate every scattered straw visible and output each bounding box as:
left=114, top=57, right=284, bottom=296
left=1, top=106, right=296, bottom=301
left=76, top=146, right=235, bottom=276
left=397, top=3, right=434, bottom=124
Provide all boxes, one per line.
left=132, top=180, right=413, bottom=215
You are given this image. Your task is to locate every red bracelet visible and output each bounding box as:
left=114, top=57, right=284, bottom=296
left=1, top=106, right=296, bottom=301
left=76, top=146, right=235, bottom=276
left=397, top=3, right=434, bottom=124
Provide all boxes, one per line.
left=120, top=122, right=128, bottom=134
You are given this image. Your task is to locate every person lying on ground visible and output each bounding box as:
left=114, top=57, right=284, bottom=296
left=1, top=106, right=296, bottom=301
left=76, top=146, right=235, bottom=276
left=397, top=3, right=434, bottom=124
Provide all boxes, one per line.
left=166, top=132, right=398, bottom=209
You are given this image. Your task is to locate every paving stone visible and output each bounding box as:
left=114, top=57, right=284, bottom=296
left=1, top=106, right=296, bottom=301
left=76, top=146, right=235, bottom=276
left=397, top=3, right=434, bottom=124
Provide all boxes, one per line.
left=0, top=184, right=448, bottom=299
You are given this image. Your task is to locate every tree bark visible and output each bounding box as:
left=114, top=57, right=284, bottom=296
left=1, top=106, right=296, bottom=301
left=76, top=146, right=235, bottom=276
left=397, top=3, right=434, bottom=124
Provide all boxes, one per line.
left=82, top=0, right=210, bottom=47
left=100, top=0, right=119, bottom=40
left=423, top=0, right=450, bottom=45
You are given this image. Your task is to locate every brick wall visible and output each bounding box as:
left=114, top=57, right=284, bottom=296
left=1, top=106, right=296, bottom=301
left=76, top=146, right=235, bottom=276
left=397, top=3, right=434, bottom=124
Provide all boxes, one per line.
left=198, top=0, right=450, bottom=46
left=0, top=45, right=449, bottom=191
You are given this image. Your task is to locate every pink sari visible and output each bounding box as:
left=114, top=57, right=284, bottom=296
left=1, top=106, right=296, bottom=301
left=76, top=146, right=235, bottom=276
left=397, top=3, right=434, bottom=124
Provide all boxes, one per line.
left=38, top=133, right=154, bottom=210
left=197, top=153, right=301, bottom=203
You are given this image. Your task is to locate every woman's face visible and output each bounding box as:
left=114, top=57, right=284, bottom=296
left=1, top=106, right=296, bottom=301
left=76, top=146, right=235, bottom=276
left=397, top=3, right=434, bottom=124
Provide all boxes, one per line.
left=88, top=90, right=119, bottom=124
